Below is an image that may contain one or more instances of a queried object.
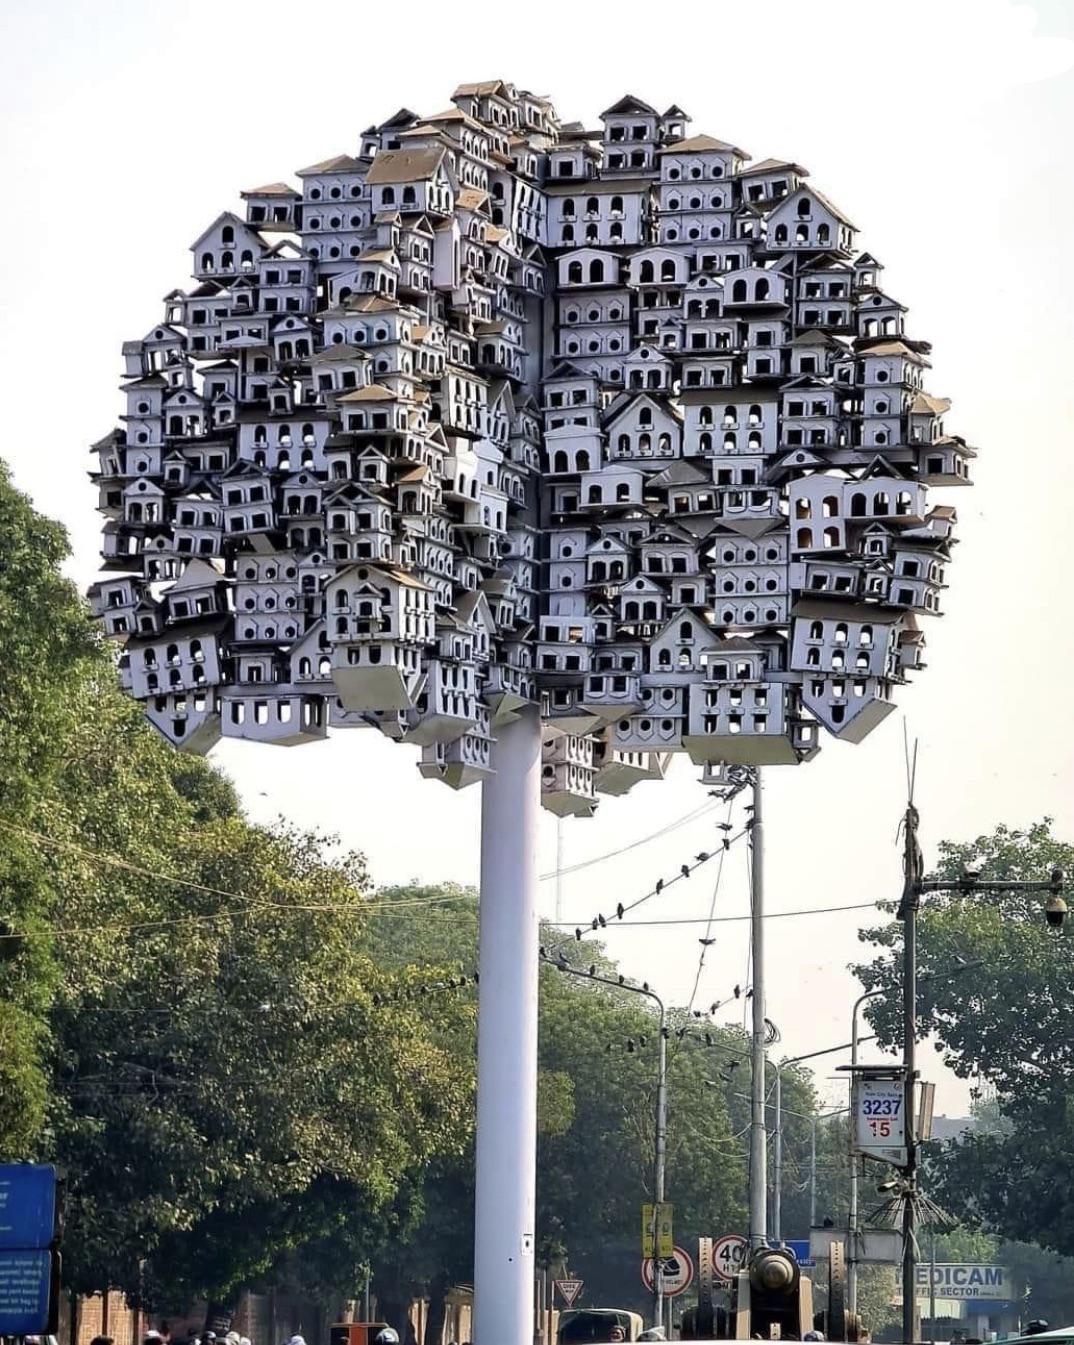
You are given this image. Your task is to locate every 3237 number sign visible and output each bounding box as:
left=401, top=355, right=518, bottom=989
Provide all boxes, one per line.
left=854, top=1077, right=906, bottom=1157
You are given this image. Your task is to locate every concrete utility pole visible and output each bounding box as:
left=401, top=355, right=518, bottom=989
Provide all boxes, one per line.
left=749, top=768, right=767, bottom=1248
left=474, top=710, right=542, bottom=1345
left=897, top=801, right=922, bottom=1345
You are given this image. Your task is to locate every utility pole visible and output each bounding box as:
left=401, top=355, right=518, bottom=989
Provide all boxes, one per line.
left=848, top=987, right=884, bottom=1317
left=555, top=816, right=564, bottom=925
left=749, top=768, right=767, bottom=1249
left=897, top=799, right=923, bottom=1345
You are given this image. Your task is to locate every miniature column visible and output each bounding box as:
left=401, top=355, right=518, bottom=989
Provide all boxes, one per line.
left=473, top=707, right=542, bottom=1345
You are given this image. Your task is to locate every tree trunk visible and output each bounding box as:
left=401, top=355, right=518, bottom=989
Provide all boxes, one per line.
left=422, top=1273, right=451, bottom=1345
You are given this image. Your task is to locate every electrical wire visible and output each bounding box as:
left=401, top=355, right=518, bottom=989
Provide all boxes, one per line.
left=538, top=798, right=719, bottom=882
left=544, top=821, right=751, bottom=967
left=683, top=799, right=735, bottom=1017
left=0, top=815, right=477, bottom=934
left=546, top=899, right=883, bottom=928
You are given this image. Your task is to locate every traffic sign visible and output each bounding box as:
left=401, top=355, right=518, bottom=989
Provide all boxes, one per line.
left=850, top=1070, right=907, bottom=1168
left=711, top=1234, right=748, bottom=1282
left=0, top=1248, right=53, bottom=1334
left=0, top=1165, right=57, bottom=1250
left=554, top=1278, right=584, bottom=1307
left=782, top=1239, right=814, bottom=1267
left=642, top=1202, right=674, bottom=1259
left=642, top=1247, right=694, bottom=1297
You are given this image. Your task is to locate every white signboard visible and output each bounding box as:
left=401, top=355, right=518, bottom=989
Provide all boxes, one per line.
left=854, top=1075, right=906, bottom=1166
left=712, top=1234, right=748, bottom=1283
left=914, top=1264, right=1013, bottom=1301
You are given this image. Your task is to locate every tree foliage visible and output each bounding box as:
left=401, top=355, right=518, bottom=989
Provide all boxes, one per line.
left=855, top=820, right=1074, bottom=1258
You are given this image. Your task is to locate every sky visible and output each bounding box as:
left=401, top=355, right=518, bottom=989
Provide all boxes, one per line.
left=2, top=0, right=1073, bottom=1119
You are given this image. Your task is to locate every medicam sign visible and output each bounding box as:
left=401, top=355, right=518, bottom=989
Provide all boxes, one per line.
left=916, top=1264, right=1013, bottom=1301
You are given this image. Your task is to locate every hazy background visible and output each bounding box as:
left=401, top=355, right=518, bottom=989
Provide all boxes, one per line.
left=3, top=0, right=1072, bottom=1114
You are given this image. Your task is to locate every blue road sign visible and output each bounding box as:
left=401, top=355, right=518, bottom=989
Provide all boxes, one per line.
left=0, top=1165, right=57, bottom=1249
left=783, top=1239, right=815, bottom=1267
left=0, top=1248, right=53, bottom=1333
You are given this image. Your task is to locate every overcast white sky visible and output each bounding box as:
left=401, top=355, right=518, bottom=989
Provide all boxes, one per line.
left=3, top=0, right=1073, bottom=1117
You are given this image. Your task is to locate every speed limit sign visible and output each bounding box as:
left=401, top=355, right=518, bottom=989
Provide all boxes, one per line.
left=711, top=1233, right=748, bottom=1282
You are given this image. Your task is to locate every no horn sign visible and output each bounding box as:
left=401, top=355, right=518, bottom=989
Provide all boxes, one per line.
left=913, top=1264, right=1012, bottom=1301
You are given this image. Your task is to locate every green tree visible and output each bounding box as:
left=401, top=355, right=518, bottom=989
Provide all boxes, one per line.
left=855, top=820, right=1074, bottom=1257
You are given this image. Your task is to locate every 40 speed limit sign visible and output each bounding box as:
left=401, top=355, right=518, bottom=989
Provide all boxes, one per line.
left=711, top=1234, right=748, bottom=1282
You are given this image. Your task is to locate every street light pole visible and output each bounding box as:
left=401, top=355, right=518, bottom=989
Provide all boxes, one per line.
left=545, top=954, right=667, bottom=1327
left=773, top=1038, right=871, bottom=1244
left=749, top=768, right=767, bottom=1249
left=848, top=988, right=884, bottom=1316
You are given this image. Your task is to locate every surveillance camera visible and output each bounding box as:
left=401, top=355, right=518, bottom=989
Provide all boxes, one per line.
left=1045, top=895, right=1067, bottom=929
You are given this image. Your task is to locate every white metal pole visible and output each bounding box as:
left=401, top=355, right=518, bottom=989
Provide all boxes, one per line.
left=474, top=709, right=542, bottom=1345
left=655, top=1009, right=668, bottom=1329
left=773, top=1069, right=782, bottom=1243
left=749, top=768, right=768, bottom=1248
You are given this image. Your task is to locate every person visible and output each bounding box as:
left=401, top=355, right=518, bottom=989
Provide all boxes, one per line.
left=609, top=1327, right=626, bottom=1343
left=90, top=1335, right=115, bottom=1345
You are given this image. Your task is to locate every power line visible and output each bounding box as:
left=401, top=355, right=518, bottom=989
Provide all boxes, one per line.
left=683, top=798, right=736, bottom=1017
left=0, top=815, right=478, bottom=934
left=538, top=799, right=718, bottom=882
left=546, top=899, right=883, bottom=928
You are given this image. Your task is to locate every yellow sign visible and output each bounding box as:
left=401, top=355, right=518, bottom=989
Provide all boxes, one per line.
left=642, top=1202, right=674, bottom=1258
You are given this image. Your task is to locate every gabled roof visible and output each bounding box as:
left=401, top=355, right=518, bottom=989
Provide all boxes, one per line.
left=241, top=182, right=300, bottom=198
left=189, top=210, right=259, bottom=251
left=169, top=558, right=227, bottom=590
left=600, top=94, right=658, bottom=118
left=366, top=148, right=447, bottom=185
left=658, top=133, right=748, bottom=158
left=739, top=157, right=808, bottom=178
left=452, top=80, right=510, bottom=99
left=296, top=153, right=364, bottom=177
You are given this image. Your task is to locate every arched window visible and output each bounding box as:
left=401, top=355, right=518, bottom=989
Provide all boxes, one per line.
left=586, top=196, right=599, bottom=215
left=809, top=620, right=824, bottom=640
left=822, top=495, right=839, bottom=518
left=588, top=259, right=604, bottom=283
left=553, top=450, right=569, bottom=472
left=797, top=197, right=811, bottom=218
left=834, top=623, right=848, bottom=645
left=576, top=449, right=591, bottom=471
left=661, top=259, right=676, bottom=282
left=850, top=492, right=867, bottom=516
left=640, top=260, right=654, bottom=283
left=638, top=406, right=653, bottom=427
left=562, top=198, right=576, bottom=217
left=824, top=526, right=839, bottom=548
left=797, top=527, right=813, bottom=548
left=817, top=223, right=831, bottom=243
left=221, top=225, right=234, bottom=244
left=568, top=261, right=583, bottom=284
left=755, top=278, right=770, bottom=301
left=732, top=279, right=747, bottom=302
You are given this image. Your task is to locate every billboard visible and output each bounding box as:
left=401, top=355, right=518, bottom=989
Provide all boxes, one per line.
left=913, top=1264, right=1013, bottom=1301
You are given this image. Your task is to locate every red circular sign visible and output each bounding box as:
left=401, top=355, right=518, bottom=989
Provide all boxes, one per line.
left=641, top=1247, right=695, bottom=1296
